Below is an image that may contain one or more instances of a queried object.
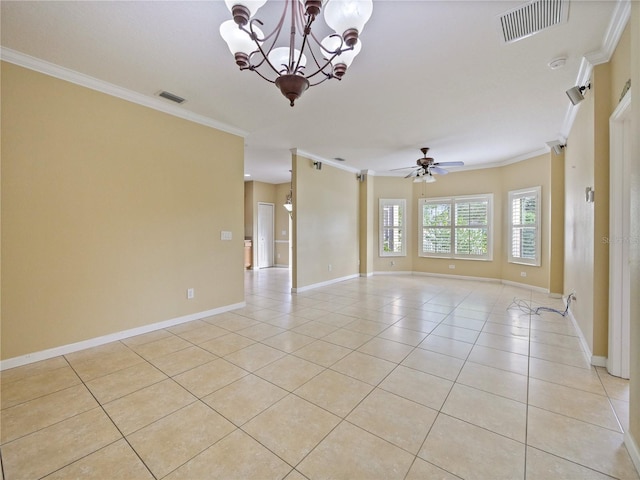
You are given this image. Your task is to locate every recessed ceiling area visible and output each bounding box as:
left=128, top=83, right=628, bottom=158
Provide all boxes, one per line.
left=0, top=0, right=621, bottom=184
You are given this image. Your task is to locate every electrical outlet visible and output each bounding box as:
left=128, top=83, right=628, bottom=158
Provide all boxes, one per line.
left=187, top=288, right=194, bottom=299
left=328, top=264, right=332, bottom=272
left=520, top=271, right=527, bottom=277
left=449, top=264, right=455, bottom=269
left=277, top=253, right=281, bottom=259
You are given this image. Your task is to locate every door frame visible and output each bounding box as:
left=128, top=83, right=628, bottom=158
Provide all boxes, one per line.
left=608, top=91, right=631, bottom=379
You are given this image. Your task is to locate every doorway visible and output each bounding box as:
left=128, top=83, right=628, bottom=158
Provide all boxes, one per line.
left=257, top=202, right=274, bottom=269
left=608, top=92, right=631, bottom=379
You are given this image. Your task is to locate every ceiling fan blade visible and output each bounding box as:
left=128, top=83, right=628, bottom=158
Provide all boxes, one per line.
left=390, top=166, right=416, bottom=171
left=434, top=161, right=464, bottom=167
left=404, top=170, right=419, bottom=178
left=429, top=166, right=449, bottom=175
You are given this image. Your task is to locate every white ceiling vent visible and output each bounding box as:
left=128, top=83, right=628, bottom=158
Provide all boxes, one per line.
left=499, top=0, right=569, bottom=44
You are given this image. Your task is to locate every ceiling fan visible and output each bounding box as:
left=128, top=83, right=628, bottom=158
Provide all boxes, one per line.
left=392, top=147, right=464, bottom=182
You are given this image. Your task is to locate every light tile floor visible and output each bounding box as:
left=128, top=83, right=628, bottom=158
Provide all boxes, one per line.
left=1, top=269, right=638, bottom=479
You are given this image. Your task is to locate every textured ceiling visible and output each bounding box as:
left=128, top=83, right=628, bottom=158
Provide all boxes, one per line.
left=0, top=0, right=622, bottom=184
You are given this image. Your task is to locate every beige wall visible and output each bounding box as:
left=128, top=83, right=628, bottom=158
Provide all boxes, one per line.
left=372, top=176, right=413, bottom=273
left=501, top=155, right=552, bottom=289
left=563, top=22, right=632, bottom=359
left=610, top=23, right=631, bottom=109
left=564, top=79, right=597, bottom=352
left=1, top=62, right=245, bottom=360
left=244, top=181, right=253, bottom=239
left=293, top=153, right=359, bottom=289
left=549, top=150, right=565, bottom=295
left=593, top=64, right=612, bottom=357
left=628, top=0, right=640, bottom=459
left=358, top=173, right=375, bottom=276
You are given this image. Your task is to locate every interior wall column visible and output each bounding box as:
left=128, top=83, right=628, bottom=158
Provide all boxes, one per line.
left=359, top=171, right=374, bottom=276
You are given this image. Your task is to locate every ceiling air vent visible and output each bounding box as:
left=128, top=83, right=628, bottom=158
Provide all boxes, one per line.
left=157, top=90, right=186, bottom=104
left=499, top=0, right=569, bottom=44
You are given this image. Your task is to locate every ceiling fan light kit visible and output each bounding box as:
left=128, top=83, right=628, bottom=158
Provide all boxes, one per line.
left=220, top=0, right=373, bottom=106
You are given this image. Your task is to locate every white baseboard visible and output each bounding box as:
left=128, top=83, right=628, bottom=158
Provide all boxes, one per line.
left=591, top=355, right=608, bottom=367
left=411, top=271, right=501, bottom=283
left=565, top=302, right=604, bottom=367
left=625, top=431, right=640, bottom=476
left=0, top=301, right=246, bottom=371
left=291, top=274, right=359, bottom=293
left=501, top=279, right=549, bottom=293
left=360, top=272, right=374, bottom=277
left=370, top=271, right=549, bottom=293
left=373, top=270, right=414, bottom=276
left=274, top=264, right=290, bottom=268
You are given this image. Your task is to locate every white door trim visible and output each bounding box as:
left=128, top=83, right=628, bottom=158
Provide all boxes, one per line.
left=608, top=90, right=631, bottom=379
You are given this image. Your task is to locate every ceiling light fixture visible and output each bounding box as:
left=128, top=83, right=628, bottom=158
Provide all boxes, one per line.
left=566, top=83, right=591, bottom=105
left=413, top=171, right=436, bottom=183
left=220, top=0, right=373, bottom=107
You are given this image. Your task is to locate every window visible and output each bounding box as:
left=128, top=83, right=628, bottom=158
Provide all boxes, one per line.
left=419, top=194, right=493, bottom=260
left=508, top=186, right=541, bottom=266
left=379, top=199, right=406, bottom=256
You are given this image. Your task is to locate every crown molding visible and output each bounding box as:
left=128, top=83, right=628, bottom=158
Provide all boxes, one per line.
left=0, top=47, right=248, bottom=138
left=585, top=0, right=631, bottom=66
left=291, top=148, right=361, bottom=174
left=459, top=147, right=551, bottom=172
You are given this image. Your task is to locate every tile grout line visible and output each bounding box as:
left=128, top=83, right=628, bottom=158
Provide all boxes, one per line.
left=60, top=354, right=159, bottom=480
left=523, top=289, right=533, bottom=480
left=401, top=288, right=485, bottom=480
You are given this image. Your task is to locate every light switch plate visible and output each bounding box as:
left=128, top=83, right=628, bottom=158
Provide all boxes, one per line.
left=221, top=230, right=232, bottom=241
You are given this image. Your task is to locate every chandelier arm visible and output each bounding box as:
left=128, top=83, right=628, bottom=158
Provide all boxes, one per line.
left=250, top=67, right=277, bottom=84
left=246, top=7, right=286, bottom=43
left=306, top=30, right=355, bottom=78
left=303, top=45, right=336, bottom=80
left=251, top=43, right=285, bottom=77
left=308, top=74, right=336, bottom=87
left=293, top=22, right=313, bottom=74
left=248, top=17, right=290, bottom=77
left=243, top=7, right=290, bottom=76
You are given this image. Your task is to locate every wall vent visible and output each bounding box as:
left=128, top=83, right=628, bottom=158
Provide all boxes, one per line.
left=157, top=90, right=186, bottom=104
left=499, top=0, right=569, bottom=44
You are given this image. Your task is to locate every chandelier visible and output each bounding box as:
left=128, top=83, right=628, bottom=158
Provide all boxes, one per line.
left=220, top=0, right=373, bottom=106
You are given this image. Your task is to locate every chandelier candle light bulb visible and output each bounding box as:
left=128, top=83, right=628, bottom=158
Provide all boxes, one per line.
left=220, top=0, right=373, bottom=106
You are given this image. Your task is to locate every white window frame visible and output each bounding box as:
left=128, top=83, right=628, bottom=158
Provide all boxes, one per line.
left=379, top=199, right=406, bottom=257
left=508, top=186, right=541, bottom=266
left=418, top=194, right=493, bottom=260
